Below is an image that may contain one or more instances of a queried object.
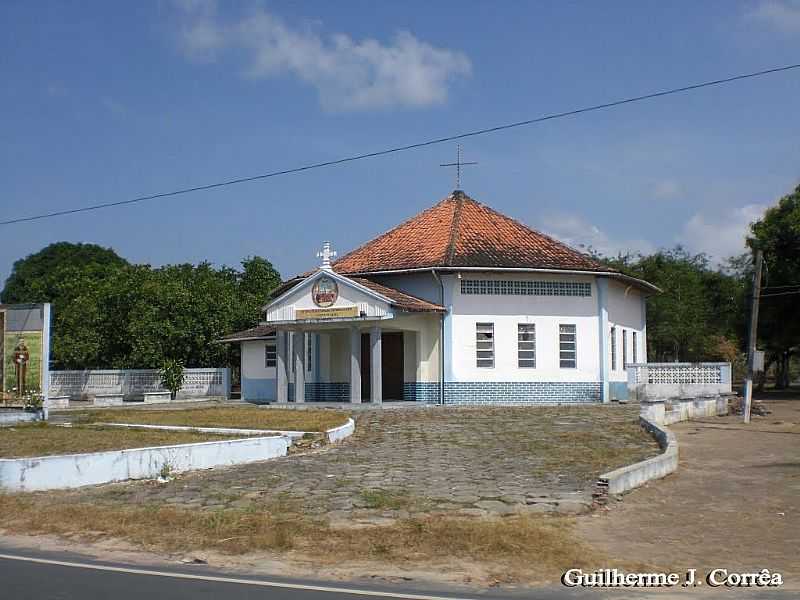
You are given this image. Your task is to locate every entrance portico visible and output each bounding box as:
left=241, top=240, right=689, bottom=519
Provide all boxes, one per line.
left=262, top=243, right=445, bottom=404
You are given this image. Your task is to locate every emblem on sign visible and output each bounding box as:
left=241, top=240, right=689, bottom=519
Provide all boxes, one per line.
left=312, top=276, right=338, bottom=308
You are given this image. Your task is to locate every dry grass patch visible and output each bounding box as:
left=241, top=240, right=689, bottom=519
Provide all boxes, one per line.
left=75, top=407, right=349, bottom=432
left=0, top=494, right=597, bottom=581
left=0, top=423, right=246, bottom=458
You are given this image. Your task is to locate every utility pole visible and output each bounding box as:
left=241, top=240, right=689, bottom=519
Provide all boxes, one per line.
left=743, top=248, right=763, bottom=424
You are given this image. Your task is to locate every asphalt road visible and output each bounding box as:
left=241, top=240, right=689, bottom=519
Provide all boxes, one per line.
left=0, top=550, right=532, bottom=600
left=0, top=549, right=795, bottom=600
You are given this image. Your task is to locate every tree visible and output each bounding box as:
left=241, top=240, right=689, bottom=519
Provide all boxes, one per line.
left=1, top=242, right=128, bottom=304
left=1, top=243, right=282, bottom=370
left=601, top=248, right=746, bottom=362
left=749, top=184, right=800, bottom=388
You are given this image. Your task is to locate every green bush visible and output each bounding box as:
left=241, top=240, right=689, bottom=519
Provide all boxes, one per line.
left=158, top=359, right=186, bottom=401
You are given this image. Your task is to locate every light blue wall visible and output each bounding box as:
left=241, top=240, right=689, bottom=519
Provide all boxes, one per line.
left=242, top=377, right=275, bottom=403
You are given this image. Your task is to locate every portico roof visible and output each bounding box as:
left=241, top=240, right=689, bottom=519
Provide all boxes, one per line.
left=218, top=325, right=274, bottom=343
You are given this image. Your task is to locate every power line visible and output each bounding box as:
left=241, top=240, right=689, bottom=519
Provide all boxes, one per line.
left=3, top=62, right=800, bottom=227
left=760, top=290, right=800, bottom=298
left=762, top=284, right=800, bottom=290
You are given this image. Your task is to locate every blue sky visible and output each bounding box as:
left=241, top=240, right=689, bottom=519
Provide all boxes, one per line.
left=1, top=0, right=799, bottom=284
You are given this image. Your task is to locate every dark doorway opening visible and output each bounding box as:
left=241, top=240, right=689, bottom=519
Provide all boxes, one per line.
left=360, top=332, right=404, bottom=401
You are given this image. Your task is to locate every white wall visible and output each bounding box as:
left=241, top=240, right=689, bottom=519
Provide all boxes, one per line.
left=606, top=280, right=646, bottom=383
left=449, top=272, right=600, bottom=383
left=392, top=313, right=441, bottom=383
left=370, top=272, right=441, bottom=304
left=242, top=340, right=273, bottom=380
left=266, top=272, right=391, bottom=322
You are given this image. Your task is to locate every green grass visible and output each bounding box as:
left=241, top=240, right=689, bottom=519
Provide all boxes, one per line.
left=75, top=407, right=350, bottom=432
left=0, top=423, right=247, bottom=458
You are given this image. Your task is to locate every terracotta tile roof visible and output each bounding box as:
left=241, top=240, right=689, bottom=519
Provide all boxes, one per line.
left=218, top=325, right=274, bottom=343
left=332, top=191, right=610, bottom=274
left=350, top=278, right=445, bottom=313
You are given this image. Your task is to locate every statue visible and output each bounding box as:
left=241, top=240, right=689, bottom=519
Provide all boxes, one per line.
left=13, top=337, right=29, bottom=398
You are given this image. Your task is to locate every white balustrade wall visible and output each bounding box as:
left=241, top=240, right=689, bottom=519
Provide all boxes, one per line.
left=49, top=368, right=230, bottom=400
left=626, top=362, right=732, bottom=400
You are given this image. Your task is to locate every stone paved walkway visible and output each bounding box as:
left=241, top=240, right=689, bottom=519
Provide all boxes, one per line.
left=73, top=405, right=658, bottom=523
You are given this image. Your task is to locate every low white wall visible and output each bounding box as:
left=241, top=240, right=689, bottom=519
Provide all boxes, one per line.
left=644, top=395, right=730, bottom=426
left=596, top=417, right=678, bottom=497
left=0, top=435, right=289, bottom=492
left=95, top=418, right=357, bottom=444
left=596, top=393, right=731, bottom=500
left=326, top=418, right=355, bottom=443
left=0, top=412, right=40, bottom=427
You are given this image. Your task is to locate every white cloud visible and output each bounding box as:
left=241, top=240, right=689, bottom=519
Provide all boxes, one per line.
left=543, top=213, right=656, bottom=258
left=173, top=3, right=471, bottom=111
left=678, top=204, right=767, bottom=261
left=749, top=0, right=800, bottom=33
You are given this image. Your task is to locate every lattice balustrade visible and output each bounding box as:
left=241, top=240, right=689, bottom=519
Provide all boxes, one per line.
left=49, top=368, right=229, bottom=399
left=626, top=362, right=731, bottom=399
left=644, top=364, right=722, bottom=385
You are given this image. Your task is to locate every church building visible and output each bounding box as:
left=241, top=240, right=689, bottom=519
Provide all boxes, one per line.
left=221, top=190, right=658, bottom=404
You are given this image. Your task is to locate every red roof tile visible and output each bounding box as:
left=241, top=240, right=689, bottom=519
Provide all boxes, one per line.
left=332, top=191, right=609, bottom=274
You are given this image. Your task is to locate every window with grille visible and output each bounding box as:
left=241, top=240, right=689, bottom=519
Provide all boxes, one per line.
left=518, top=324, right=536, bottom=368
left=476, top=323, right=494, bottom=368
left=622, top=329, right=628, bottom=367
left=306, top=333, right=313, bottom=373
left=610, top=326, right=617, bottom=371
left=265, top=334, right=277, bottom=368
left=559, top=324, right=577, bottom=368
left=632, top=331, right=638, bottom=363
left=460, top=279, right=591, bottom=297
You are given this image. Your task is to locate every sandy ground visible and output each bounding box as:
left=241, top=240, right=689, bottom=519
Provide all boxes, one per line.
left=577, top=397, right=800, bottom=590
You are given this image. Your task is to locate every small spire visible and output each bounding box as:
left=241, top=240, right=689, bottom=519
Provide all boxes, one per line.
left=317, top=241, right=337, bottom=270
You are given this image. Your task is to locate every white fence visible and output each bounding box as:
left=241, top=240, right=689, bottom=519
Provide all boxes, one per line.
left=49, top=368, right=230, bottom=401
left=627, top=362, right=732, bottom=400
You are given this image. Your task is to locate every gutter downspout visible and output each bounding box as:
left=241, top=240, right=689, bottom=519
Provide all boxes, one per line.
left=432, top=270, right=446, bottom=406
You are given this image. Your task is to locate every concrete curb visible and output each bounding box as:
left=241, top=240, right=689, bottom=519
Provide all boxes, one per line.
left=0, top=434, right=290, bottom=492
left=92, top=422, right=310, bottom=440
left=595, top=416, right=678, bottom=500
left=326, top=418, right=355, bottom=443
left=91, top=419, right=357, bottom=443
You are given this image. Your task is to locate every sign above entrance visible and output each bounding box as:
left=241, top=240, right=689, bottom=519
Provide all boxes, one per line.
left=296, top=306, right=359, bottom=320
left=312, top=276, right=339, bottom=308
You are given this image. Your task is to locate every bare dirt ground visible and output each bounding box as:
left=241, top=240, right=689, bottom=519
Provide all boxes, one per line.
left=578, top=396, right=800, bottom=590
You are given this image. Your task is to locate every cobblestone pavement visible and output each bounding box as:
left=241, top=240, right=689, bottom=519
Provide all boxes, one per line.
left=72, top=405, right=658, bottom=523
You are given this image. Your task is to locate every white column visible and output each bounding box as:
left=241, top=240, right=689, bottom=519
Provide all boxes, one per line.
left=597, top=278, right=610, bottom=403
left=293, top=331, right=305, bottom=403
left=370, top=325, right=382, bottom=404
left=350, top=327, right=362, bottom=404
left=275, top=331, right=288, bottom=404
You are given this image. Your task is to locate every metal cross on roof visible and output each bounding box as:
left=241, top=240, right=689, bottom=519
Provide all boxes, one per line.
left=439, top=144, right=477, bottom=190
left=317, top=241, right=337, bottom=269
